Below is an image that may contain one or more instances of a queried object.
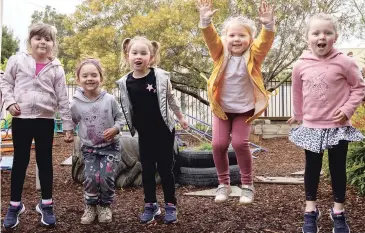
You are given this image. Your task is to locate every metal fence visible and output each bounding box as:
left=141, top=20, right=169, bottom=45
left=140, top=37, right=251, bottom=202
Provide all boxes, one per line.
left=265, top=80, right=292, bottom=118
left=65, top=80, right=292, bottom=127
left=1, top=80, right=293, bottom=127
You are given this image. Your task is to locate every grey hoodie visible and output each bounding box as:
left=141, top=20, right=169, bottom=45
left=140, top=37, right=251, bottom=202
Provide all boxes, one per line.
left=70, top=87, right=123, bottom=147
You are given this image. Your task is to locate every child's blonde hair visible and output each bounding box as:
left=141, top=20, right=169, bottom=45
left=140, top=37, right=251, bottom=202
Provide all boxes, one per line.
left=27, top=22, right=58, bottom=58
left=76, top=57, right=104, bottom=82
left=305, top=13, right=339, bottom=37
left=221, top=16, right=257, bottom=40
left=121, top=36, right=161, bottom=70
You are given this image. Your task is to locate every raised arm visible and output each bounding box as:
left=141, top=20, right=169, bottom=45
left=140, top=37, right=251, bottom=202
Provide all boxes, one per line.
left=197, top=0, right=223, bottom=62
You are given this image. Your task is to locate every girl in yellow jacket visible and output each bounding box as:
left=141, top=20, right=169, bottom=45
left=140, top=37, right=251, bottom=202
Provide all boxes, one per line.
left=198, top=0, right=275, bottom=204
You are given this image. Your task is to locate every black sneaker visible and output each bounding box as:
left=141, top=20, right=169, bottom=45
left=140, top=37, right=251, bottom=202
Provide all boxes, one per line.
left=164, top=203, right=177, bottom=224
left=330, top=209, right=350, bottom=233
left=36, top=202, right=56, bottom=226
left=140, top=203, right=161, bottom=224
left=3, top=203, right=26, bottom=228
left=302, top=208, right=321, bottom=233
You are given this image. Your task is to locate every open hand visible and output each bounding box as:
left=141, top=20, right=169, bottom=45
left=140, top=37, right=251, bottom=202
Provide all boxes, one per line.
left=333, top=109, right=348, bottom=124
left=8, top=103, right=21, bottom=116
left=287, top=117, right=302, bottom=126
left=258, top=1, right=274, bottom=24
left=64, top=130, right=74, bottom=143
left=197, top=0, right=218, bottom=24
left=103, top=127, right=119, bottom=141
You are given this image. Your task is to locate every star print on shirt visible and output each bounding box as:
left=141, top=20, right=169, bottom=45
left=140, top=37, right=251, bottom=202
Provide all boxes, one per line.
left=146, top=84, right=154, bottom=92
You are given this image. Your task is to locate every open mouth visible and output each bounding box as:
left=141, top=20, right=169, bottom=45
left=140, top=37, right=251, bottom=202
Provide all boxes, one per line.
left=317, top=43, right=326, bottom=48
left=135, top=61, right=142, bottom=65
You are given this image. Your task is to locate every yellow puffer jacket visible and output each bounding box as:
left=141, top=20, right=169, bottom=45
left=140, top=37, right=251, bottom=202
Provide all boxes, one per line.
left=201, top=23, right=275, bottom=122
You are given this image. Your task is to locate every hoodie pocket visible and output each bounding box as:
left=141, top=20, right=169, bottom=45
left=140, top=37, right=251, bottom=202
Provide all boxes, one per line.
left=35, top=92, right=55, bottom=112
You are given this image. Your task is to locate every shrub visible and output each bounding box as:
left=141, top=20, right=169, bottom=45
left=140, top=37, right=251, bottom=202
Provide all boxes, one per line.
left=347, top=141, right=365, bottom=195
left=351, top=104, right=365, bottom=133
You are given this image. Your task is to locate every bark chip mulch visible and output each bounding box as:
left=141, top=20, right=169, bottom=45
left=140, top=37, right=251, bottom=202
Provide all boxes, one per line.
left=1, top=136, right=364, bottom=232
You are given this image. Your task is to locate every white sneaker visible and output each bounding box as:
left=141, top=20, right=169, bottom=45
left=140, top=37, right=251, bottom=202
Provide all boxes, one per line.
left=239, top=184, right=254, bottom=204
left=214, top=184, right=232, bottom=203
left=80, top=205, right=97, bottom=224
left=97, top=205, right=112, bottom=223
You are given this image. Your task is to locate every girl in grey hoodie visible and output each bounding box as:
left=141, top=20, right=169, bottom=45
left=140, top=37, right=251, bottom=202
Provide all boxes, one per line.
left=70, top=58, right=123, bottom=224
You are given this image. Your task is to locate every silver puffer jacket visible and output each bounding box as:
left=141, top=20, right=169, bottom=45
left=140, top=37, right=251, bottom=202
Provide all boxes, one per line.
left=116, top=68, right=181, bottom=136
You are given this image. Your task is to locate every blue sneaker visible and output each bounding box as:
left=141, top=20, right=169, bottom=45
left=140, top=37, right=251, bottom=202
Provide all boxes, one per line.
left=164, top=203, right=177, bottom=224
left=36, top=202, right=56, bottom=226
left=302, top=208, right=321, bottom=233
left=330, top=209, right=350, bottom=233
left=3, top=203, right=26, bottom=228
left=140, top=203, right=161, bottom=224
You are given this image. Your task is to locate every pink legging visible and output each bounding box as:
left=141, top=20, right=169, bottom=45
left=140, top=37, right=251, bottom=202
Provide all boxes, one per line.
left=212, top=113, right=252, bottom=185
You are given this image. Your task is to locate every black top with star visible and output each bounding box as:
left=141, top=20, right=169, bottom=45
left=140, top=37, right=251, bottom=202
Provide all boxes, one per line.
left=126, top=68, right=166, bottom=132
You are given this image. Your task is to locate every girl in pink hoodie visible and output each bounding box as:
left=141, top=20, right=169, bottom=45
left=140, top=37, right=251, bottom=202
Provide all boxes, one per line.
left=0, top=23, right=73, bottom=229
left=287, top=13, right=365, bottom=233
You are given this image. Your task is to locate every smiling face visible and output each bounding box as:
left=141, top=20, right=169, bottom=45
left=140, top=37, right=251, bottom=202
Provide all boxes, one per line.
left=127, top=41, right=153, bottom=73
left=307, top=19, right=338, bottom=58
left=226, top=23, right=252, bottom=56
left=30, top=35, right=54, bottom=59
left=77, top=63, right=102, bottom=95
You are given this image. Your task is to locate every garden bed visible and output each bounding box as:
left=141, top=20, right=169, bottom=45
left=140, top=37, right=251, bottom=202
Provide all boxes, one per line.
left=1, top=136, right=365, bottom=232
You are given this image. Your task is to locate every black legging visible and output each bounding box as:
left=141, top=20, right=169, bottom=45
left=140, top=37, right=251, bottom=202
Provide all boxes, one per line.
left=138, top=126, right=176, bottom=205
left=304, top=140, right=348, bottom=203
left=10, top=118, right=55, bottom=201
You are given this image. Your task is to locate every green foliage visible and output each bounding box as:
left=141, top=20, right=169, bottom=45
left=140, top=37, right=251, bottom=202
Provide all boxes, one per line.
left=352, top=104, right=365, bottom=133
left=196, top=142, right=213, bottom=151
left=0, top=113, right=13, bottom=129
left=0, top=58, right=8, bottom=71
left=194, top=123, right=210, bottom=132
left=1, top=26, right=19, bottom=63
left=29, top=0, right=364, bottom=100
left=347, top=141, right=365, bottom=195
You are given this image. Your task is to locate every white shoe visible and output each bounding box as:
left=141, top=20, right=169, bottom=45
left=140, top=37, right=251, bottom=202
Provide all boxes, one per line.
left=214, top=184, right=232, bottom=203
left=80, top=205, right=97, bottom=224
left=97, top=205, right=112, bottom=223
left=239, top=184, right=254, bottom=204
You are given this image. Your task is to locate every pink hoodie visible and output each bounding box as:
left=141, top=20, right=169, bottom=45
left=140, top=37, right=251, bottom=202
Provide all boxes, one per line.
left=0, top=52, right=73, bottom=130
left=292, top=48, right=365, bottom=128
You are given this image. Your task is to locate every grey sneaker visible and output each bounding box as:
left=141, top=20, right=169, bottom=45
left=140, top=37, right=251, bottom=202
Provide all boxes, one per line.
left=330, top=209, right=350, bottom=233
left=36, top=202, right=56, bottom=226
left=80, top=205, right=97, bottom=224
left=164, top=203, right=177, bottom=224
left=140, top=203, right=161, bottom=224
left=215, top=184, right=232, bottom=203
left=3, top=203, right=26, bottom=228
left=239, top=184, right=254, bottom=204
left=302, top=208, right=321, bottom=233
left=97, top=205, right=112, bottom=223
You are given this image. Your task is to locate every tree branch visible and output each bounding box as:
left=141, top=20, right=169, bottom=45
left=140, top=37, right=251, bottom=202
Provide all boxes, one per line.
left=173, top=86, right=209, bottom=106
left=267, top=73, right=292, bottom=92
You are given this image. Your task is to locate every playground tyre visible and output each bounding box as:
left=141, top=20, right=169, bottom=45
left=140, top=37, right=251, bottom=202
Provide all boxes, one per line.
left=177, top=165, right=241, bottom=186
left=115, top=162, right=142, bottom=188
left=176, top=149, right=237, bottom=168
left=72, top=155, right=84, bottom=183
